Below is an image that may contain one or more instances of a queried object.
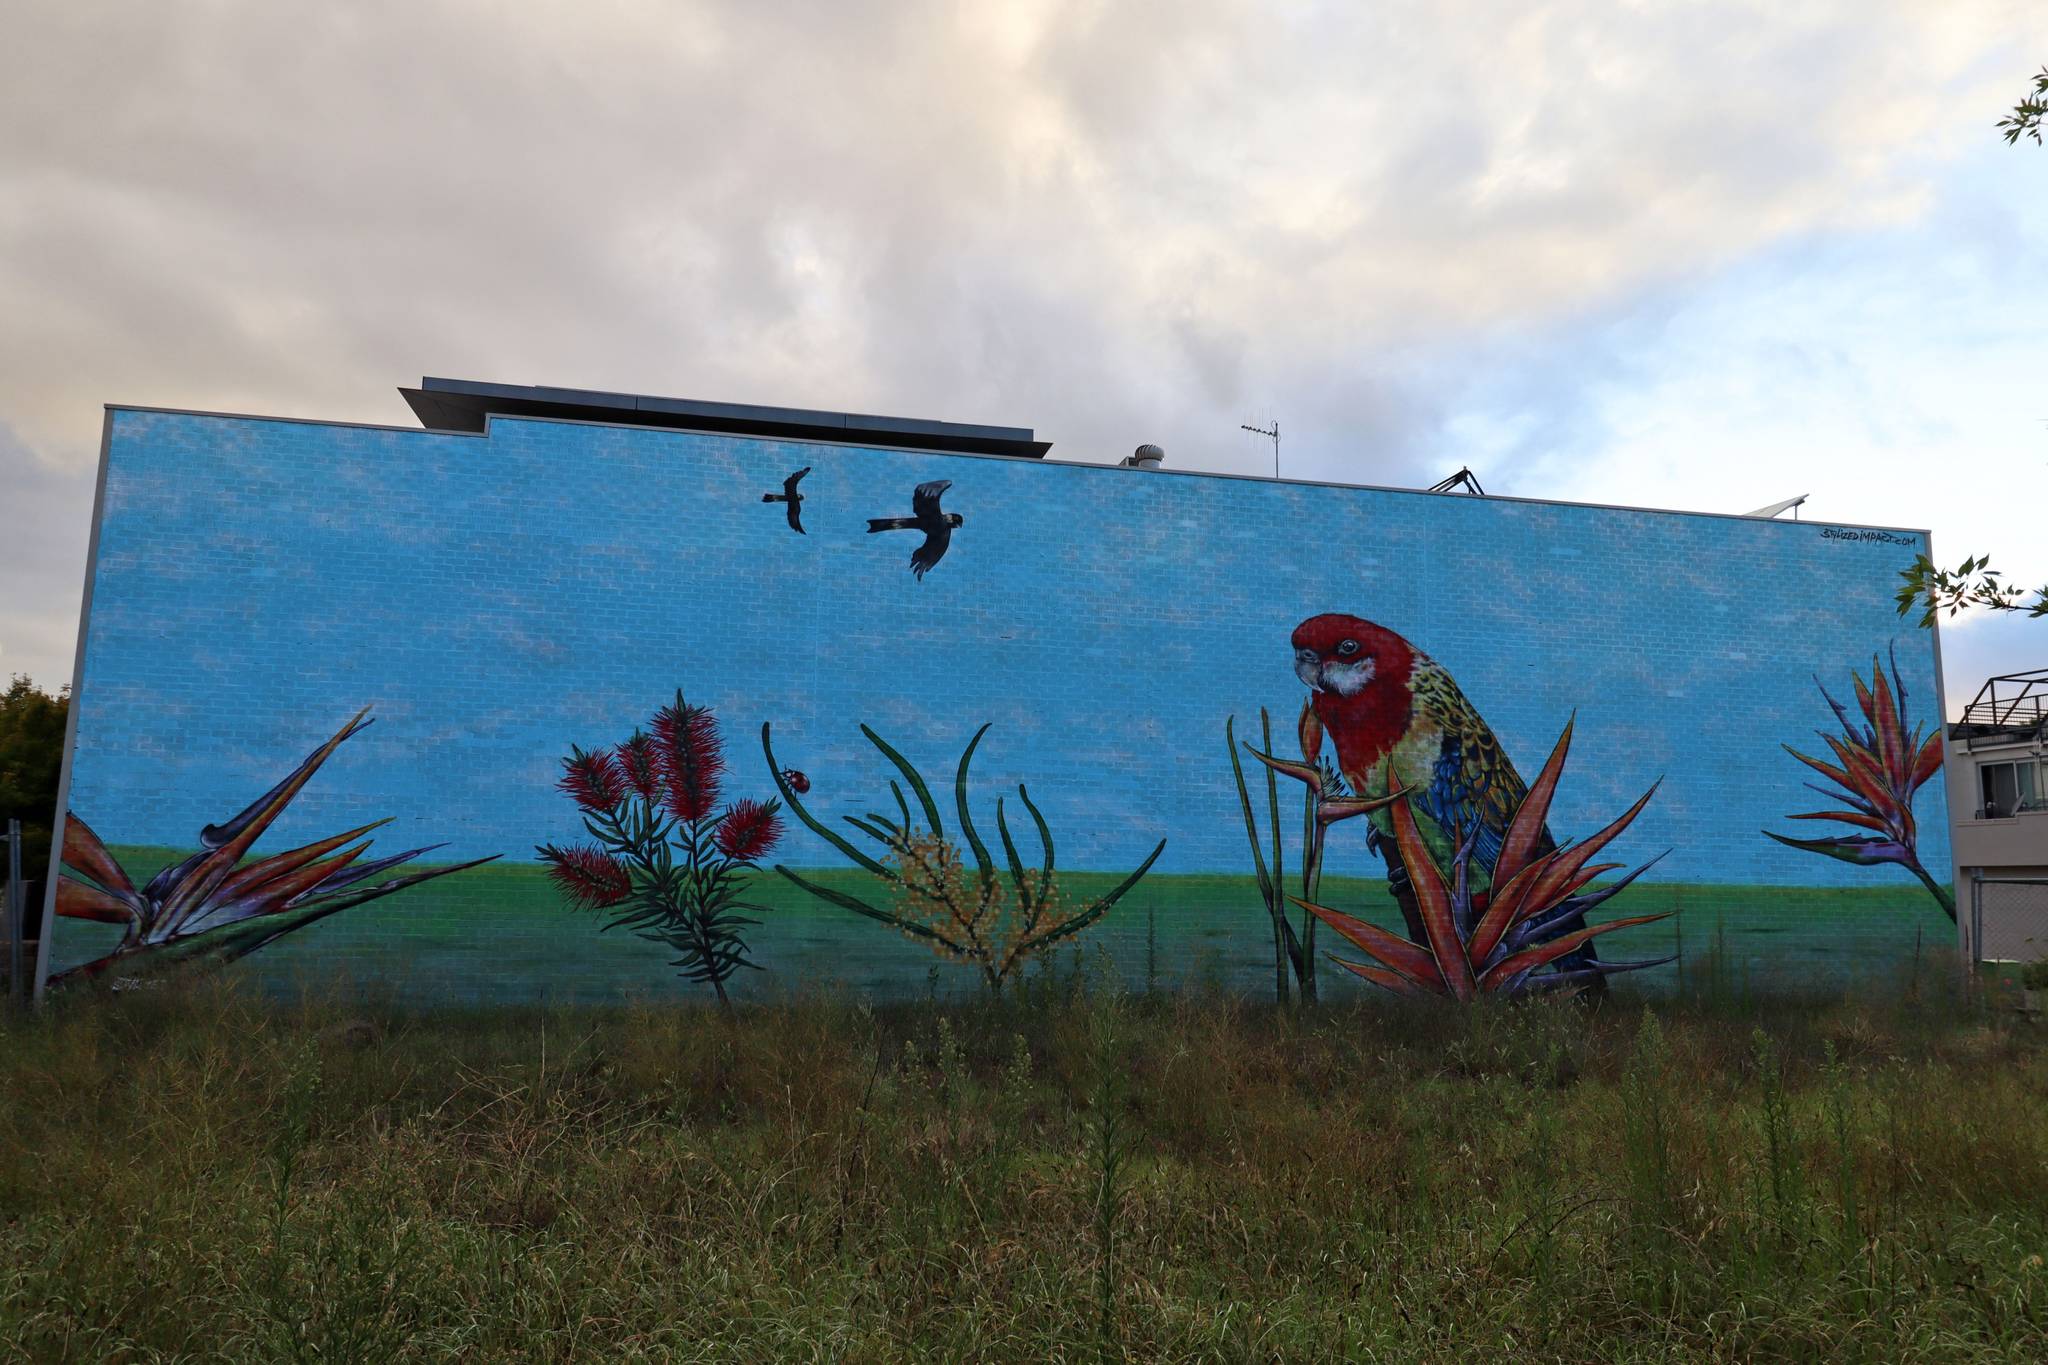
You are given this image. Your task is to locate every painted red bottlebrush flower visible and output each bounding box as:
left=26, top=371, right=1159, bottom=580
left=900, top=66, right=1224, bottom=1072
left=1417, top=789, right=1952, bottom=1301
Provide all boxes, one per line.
left=615, top=731, right=663, bottom=802
left=537, top=842, right=634, bottom=910
left=559, top=745, right=627, bottom=812
left=653, top=692, right=725, bottom=822
left=780, top=768, right=811, bottom=795
left=714, top=799, right=784, bottom=862
left=544, top=691, right=785, bottom=1011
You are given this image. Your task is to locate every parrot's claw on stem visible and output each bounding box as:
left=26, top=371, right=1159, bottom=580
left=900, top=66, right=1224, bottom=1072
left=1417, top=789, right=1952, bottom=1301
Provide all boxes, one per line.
left=1243, top=744, right=1400, bottom=824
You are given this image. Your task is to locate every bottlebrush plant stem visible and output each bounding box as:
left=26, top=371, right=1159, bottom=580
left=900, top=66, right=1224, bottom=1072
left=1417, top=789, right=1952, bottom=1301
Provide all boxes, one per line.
left=539, top=692, right=782, bottom=1009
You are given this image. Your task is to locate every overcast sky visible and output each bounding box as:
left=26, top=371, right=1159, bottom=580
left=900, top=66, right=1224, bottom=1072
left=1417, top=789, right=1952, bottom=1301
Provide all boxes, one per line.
left=4, top=0, right=2044, bottom=712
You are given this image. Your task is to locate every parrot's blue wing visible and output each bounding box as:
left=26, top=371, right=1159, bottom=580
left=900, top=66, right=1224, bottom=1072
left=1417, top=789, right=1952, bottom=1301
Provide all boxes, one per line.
left=1411, top=659, right=1538, bottom=880
left=1420, top=735, right=1507, bottom=876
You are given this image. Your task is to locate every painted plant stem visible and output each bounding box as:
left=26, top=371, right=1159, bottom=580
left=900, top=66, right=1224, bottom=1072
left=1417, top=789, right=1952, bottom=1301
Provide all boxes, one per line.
left=1262, top=708, right=1318, bottom=1003
left=1288, top=705, right=1333, bottom=1003
left=1227, top=712, right=1293, bottom=1003
left=764, top=722, right=1164, bottom=995
left=1229, top=709, right=1397, bottom=1003
left=50, top=707, right=497, bottom=988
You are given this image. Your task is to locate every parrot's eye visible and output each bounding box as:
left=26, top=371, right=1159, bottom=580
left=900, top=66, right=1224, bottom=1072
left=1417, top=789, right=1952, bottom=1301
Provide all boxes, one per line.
left=1336, top=639, right=1361, bottom=658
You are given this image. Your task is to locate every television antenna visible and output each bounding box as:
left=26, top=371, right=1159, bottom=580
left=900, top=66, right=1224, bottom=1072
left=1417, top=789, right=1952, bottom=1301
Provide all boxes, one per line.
left=1427, top=467, right=1486, bottom=496
left=1744, top=494, right=1808, bottom=520
left=1240, top=419, right=1279, bottom=478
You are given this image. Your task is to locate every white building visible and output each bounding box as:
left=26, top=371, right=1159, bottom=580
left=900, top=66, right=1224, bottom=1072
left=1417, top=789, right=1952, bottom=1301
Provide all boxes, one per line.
left=1947, top=669, right=2048, bottom=963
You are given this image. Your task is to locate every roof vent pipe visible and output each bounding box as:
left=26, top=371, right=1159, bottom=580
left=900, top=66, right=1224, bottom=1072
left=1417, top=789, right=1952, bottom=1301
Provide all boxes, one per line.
left=1120, top=443, right=1165, bottom=470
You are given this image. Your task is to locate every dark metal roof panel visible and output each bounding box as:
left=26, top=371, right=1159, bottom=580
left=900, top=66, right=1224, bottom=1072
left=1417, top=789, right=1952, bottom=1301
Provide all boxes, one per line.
left=399, top=377, right=1051, bottom=458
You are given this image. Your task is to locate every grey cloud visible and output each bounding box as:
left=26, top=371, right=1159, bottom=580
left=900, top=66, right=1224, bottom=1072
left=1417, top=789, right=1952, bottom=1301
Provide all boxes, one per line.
left=0, top=423, right=93, bottom=687
left=0, top=0, right=2041, bottom=682
left=6, top=2, right=2031, bottom=459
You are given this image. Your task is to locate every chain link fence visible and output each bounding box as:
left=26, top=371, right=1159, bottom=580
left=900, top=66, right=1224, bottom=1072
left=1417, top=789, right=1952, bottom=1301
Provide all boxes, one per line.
left=1971, top=877, right=2048, bottom=965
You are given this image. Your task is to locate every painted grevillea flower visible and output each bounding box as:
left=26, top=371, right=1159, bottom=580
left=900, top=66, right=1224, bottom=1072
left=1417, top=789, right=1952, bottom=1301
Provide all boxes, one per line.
left=51, top=707, right=498, bottom=987
left=714, top=799, right=784, bottom=862
left=536, top=842, right=633, bottom=909
left=653, top=693, right=725, bottom=822
left=1766, top=647, right=1953, bottom=920
left=1295, top=721, right=1672, bottom=999
left=541, top=692, right=779, bottom=1008
left=762, top=720, right=1164, bottom=997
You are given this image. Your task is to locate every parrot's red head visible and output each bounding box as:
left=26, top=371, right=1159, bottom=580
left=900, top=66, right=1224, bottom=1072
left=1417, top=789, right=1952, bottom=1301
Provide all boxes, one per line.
left=1290, top=614, right=1416, bottom=699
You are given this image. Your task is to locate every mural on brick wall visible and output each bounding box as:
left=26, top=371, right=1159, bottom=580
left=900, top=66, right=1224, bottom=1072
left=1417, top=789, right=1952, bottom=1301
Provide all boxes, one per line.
left=1766, top=648, right=1953, bottom=921
left=49, top=708, right=496, bottom=989
left=867, top=478, right=963, bottom=580
left=761, top=466, right=810, bottom=535
left=537, top=693, right=787, bottom=1010
left=40, top=407, right=1956, bottom=1003
left=1229, top=614, right=1671, bottom=1000
left=761, top=720, right=1165, bottom=998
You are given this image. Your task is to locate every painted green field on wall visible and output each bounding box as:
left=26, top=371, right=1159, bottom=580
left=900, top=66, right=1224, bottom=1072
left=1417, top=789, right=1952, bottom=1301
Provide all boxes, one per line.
left=61, top=849, right=1951, bottom=1006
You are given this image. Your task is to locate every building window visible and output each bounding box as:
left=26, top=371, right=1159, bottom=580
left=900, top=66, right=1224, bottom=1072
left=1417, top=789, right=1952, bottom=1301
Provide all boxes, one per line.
left=1980, top=759, right=2041, bottom=818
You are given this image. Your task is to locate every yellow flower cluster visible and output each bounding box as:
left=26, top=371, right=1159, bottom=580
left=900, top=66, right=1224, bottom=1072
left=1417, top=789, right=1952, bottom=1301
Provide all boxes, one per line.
left=883, top=831, right=1065, bottom=987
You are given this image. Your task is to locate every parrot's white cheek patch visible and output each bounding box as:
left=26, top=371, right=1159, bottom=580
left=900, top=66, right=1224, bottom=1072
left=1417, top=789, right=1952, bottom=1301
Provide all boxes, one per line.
left=1324, top=659, right=1375, bottom=696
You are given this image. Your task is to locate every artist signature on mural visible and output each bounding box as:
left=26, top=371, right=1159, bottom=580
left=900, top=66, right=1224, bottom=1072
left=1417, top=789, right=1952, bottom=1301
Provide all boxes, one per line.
left=1820, top=528, right=1918, bottom=547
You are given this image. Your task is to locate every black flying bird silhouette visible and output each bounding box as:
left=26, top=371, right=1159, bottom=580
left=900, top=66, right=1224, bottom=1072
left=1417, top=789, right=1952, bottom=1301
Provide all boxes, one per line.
left=761, top=467, right=811, bottom=533
left=867, top=479, right=963, bottom=580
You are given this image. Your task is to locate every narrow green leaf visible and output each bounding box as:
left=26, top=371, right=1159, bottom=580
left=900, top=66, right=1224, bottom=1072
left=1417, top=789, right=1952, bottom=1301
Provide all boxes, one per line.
left=862, top=725, right=944, bottom=838
left=1261, top=708, right=1285, bottom=920
left=1017, top=838, right=1166, bottom=955
left=771, top=865, right=959, bottom=949
left=996, top=796, right=1037, bottom=921
left=1017, top=783, right=1056, bottom=885
left=843, top=814, right=896, bottom=846
left=954, top=723, right=997, bottom=893
left=1226, top=715, right=1277, bottom=910
left=762, top=724, right=898, bottom=880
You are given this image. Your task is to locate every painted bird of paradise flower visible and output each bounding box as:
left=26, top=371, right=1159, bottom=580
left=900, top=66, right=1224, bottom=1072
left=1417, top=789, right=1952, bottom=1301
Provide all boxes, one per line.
left=50, top=707, right=498, bottom=987
left=1278, top=719, right=1673, bottom=998
left=1765, top=647, right=1953, bottom=921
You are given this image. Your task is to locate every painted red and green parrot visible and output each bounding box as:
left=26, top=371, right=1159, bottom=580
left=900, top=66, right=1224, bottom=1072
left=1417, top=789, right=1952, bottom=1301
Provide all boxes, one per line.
left=1289, top=613, right=1606, bottom=982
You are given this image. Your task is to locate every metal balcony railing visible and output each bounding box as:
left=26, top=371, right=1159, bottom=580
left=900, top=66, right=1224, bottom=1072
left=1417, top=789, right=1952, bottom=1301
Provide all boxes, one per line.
left=1961, top=668, right=2048, bottom=735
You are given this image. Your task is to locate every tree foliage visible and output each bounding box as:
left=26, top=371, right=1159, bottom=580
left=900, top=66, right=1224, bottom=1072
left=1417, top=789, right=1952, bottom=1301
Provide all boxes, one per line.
left=1895, top=554, right=2048, bottom=627
left=1999, top=66, right=2048, bottom=146
left=0, top=675, right=68, bottom=875
left=1889, top=75, right=2047, bottom=627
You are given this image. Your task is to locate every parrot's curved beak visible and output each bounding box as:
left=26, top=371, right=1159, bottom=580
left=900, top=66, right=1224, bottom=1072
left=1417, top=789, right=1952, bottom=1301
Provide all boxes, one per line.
left=1294, top=649, right=1323, bottom=693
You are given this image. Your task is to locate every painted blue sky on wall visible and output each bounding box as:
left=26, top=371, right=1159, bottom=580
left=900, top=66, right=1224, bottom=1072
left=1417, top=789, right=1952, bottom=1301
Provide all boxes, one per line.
left=7, top=6, right=2045, bottom=717
left=69, top=409, right=1952, bottom=886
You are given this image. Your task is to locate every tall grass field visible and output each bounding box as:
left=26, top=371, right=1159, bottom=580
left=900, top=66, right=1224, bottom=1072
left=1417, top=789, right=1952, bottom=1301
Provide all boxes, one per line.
left=2, top=955, right=2044, bottom=1361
